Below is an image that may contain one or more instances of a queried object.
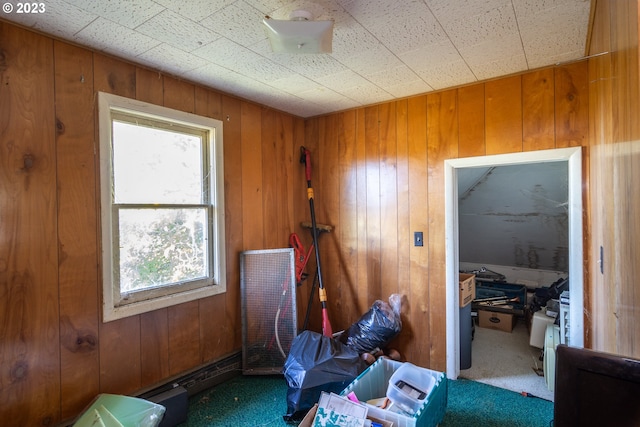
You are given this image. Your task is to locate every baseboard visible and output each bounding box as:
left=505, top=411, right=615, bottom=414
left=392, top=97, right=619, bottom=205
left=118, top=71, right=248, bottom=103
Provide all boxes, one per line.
left=139, top=350, right=242, bottom=399
left=138, top=351, right=242, bottom=427
left=146, top=386, right=188, bottom=427
left=56, top=351, right=242, bottom=427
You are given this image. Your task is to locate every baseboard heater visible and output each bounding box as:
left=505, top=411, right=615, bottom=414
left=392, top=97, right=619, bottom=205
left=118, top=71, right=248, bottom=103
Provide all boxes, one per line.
left=138, top=350, right=242, bottom=426
left=56, top=351, right=241, bottom=427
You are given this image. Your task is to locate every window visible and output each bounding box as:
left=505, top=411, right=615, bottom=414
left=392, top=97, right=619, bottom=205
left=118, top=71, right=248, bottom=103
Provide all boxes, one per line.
left=98, top=92, right=226, bottom=322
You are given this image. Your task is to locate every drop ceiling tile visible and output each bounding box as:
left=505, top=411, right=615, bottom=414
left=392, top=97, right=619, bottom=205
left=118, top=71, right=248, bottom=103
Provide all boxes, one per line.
left=194, top=37, right=261, bottom=68
left=135, top=9, right=221, bottom=52
left=137, top=43, right=210, bottom=75
left=183, top=62, right=252, bottom=96
left=512, top=0, right=589, bottom=18
left=270, top=53, right=349, bottom=80
left=363, top=64, right=424, bottom=91
left=152, top=0, right=235, bottom=22
left=239, top=58, right=295, bottom=84
left=459, top=35, right=525, bottom=67
left=426, top=0, right=511, bottom=23
left=515, top=1, right=591, bottom=35
left=435, top=1, right=519, bottom=48
left=340, top=81, right=393, bottom=105
left=315, top=69, right=373, bottom=93
left=527, top=49, right=585, bottom=70
left=264, top=0, right=336, bottom=20
left=201, top=1, right=267, bottom=47
left=341, top=0, right=448, bottom=54
left=400, top=42, right=477, bottom=88
left=203, top=69, right=281, bottom=101
left=295, top=86, right=362, bottom=110
left=73, top=17, right=161, bottom=57
left=522, top=23, right=588, bottom=68
left=399, top=39, right=468, bottom=73
left=274, top=96, right=341, bottom=118
left=3, top=0, right=96, bottom=39
left=244, top=86, right=300, bottom=107
left=331, top=14, right=381, bottom=58
left=245, top=0, right=287, bottom=15
left=184, top=62, right=237, bottom=82
left=517, top=3, right=590, bottom=68
left=234, top=82, right=338, bottom=118
left=414, top=60, right=477, bottom=90
left=269, top=74, right=323, bottom=95
left=469, top=53, right=528, bottom=81
left=64, top=0, right=165, bottom=28
left=333, top=42, right=402, bottom=75
left=309, top=98, right=362, bottom=116
left=293, top=86, right=341, bottom=103
left=194, top=38, right=292, bottom=84
left=384, top=78, right=434, bottom=99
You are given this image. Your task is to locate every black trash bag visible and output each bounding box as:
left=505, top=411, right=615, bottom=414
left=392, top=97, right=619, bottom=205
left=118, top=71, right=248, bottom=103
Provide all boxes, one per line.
left=530, top=277, right=569, bottom=313
left=339, top=294, right=402, bottom=355
left=282, top=330, right=367, bottom=422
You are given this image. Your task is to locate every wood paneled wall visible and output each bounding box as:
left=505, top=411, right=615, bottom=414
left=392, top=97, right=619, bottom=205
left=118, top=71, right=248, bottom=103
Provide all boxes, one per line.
left=4, top=0, right=640, bottom=423
left=304, top=62, right=590, bottom=370
left=0, top=21, right=304, bottom=426
left=587, top=0, right=640, bottom=357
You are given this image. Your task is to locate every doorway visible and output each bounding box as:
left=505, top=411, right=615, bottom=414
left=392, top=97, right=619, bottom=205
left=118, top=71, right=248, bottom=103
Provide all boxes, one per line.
left=444, top=147, right=584, bottom=379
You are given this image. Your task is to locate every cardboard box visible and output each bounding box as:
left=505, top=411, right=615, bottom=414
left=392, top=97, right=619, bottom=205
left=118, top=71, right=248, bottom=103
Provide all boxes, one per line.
left=298, top=402, right=394, bottom=427
left=478, top=309, right=515, bottom=332
left=459, top=273, right=476, bottom=307
left=298, top=404, right=318, bottom=427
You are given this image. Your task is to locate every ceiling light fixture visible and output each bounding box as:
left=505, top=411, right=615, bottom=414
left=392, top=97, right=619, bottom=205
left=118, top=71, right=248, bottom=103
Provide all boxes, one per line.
left=263, top=9, right=333, bottom=54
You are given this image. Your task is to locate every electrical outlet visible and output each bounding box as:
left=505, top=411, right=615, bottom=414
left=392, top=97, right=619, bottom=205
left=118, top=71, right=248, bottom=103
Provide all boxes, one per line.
left=414, top=231, right=423, bottom=247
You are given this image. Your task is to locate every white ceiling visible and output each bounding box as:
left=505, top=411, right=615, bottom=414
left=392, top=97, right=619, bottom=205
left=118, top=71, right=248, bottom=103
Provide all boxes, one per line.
left=2, top=0, right=592, bottom=118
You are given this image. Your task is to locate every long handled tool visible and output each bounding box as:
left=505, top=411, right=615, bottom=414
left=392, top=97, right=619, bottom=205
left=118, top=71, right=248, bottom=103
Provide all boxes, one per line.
left=300, top=146, right=333, bottom=337
left=291, top=222, right=333, bottom=332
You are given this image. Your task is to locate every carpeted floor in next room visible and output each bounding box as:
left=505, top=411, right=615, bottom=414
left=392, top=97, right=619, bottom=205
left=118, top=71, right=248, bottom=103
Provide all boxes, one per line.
left=181, top=374, right=554, bottom=427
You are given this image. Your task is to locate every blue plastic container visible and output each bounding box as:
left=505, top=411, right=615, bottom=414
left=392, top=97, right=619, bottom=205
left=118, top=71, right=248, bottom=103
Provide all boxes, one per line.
left=474, top=281, right=527, bottom=315
left=340, top=358, right=447, bottom=427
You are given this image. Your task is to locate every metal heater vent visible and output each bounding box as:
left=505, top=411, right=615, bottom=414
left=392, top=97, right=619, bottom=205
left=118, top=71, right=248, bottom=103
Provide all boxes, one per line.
left=240, top=248, right=297, bottom=374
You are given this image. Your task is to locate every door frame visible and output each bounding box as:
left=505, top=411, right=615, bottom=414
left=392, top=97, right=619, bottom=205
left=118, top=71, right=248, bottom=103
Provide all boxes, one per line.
left=444, top=147, right=584, bottom=379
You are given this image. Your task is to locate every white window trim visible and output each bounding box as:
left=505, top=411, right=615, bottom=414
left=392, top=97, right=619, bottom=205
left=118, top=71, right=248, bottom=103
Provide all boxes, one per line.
left=98, top=92, right=226, bottom=322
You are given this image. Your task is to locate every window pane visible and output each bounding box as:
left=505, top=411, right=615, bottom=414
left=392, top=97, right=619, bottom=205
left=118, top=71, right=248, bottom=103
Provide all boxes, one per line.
left=118, top=208, right=209, bottom=293
left=112, top=120, right=204, bottom=204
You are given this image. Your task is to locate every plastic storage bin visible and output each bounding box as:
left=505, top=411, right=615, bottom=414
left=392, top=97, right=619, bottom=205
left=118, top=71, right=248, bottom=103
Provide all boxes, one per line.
left=474, top=281, right=527, bottom=315
left=387, top=362, right=436, bottom=415
left=341, top=358, right=447, bottom=427
left=73, top=394, right=165, bottom=427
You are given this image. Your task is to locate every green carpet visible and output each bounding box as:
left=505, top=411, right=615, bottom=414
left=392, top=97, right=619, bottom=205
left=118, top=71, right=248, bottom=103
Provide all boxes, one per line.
left=182, top=375, right=553, bottom=427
